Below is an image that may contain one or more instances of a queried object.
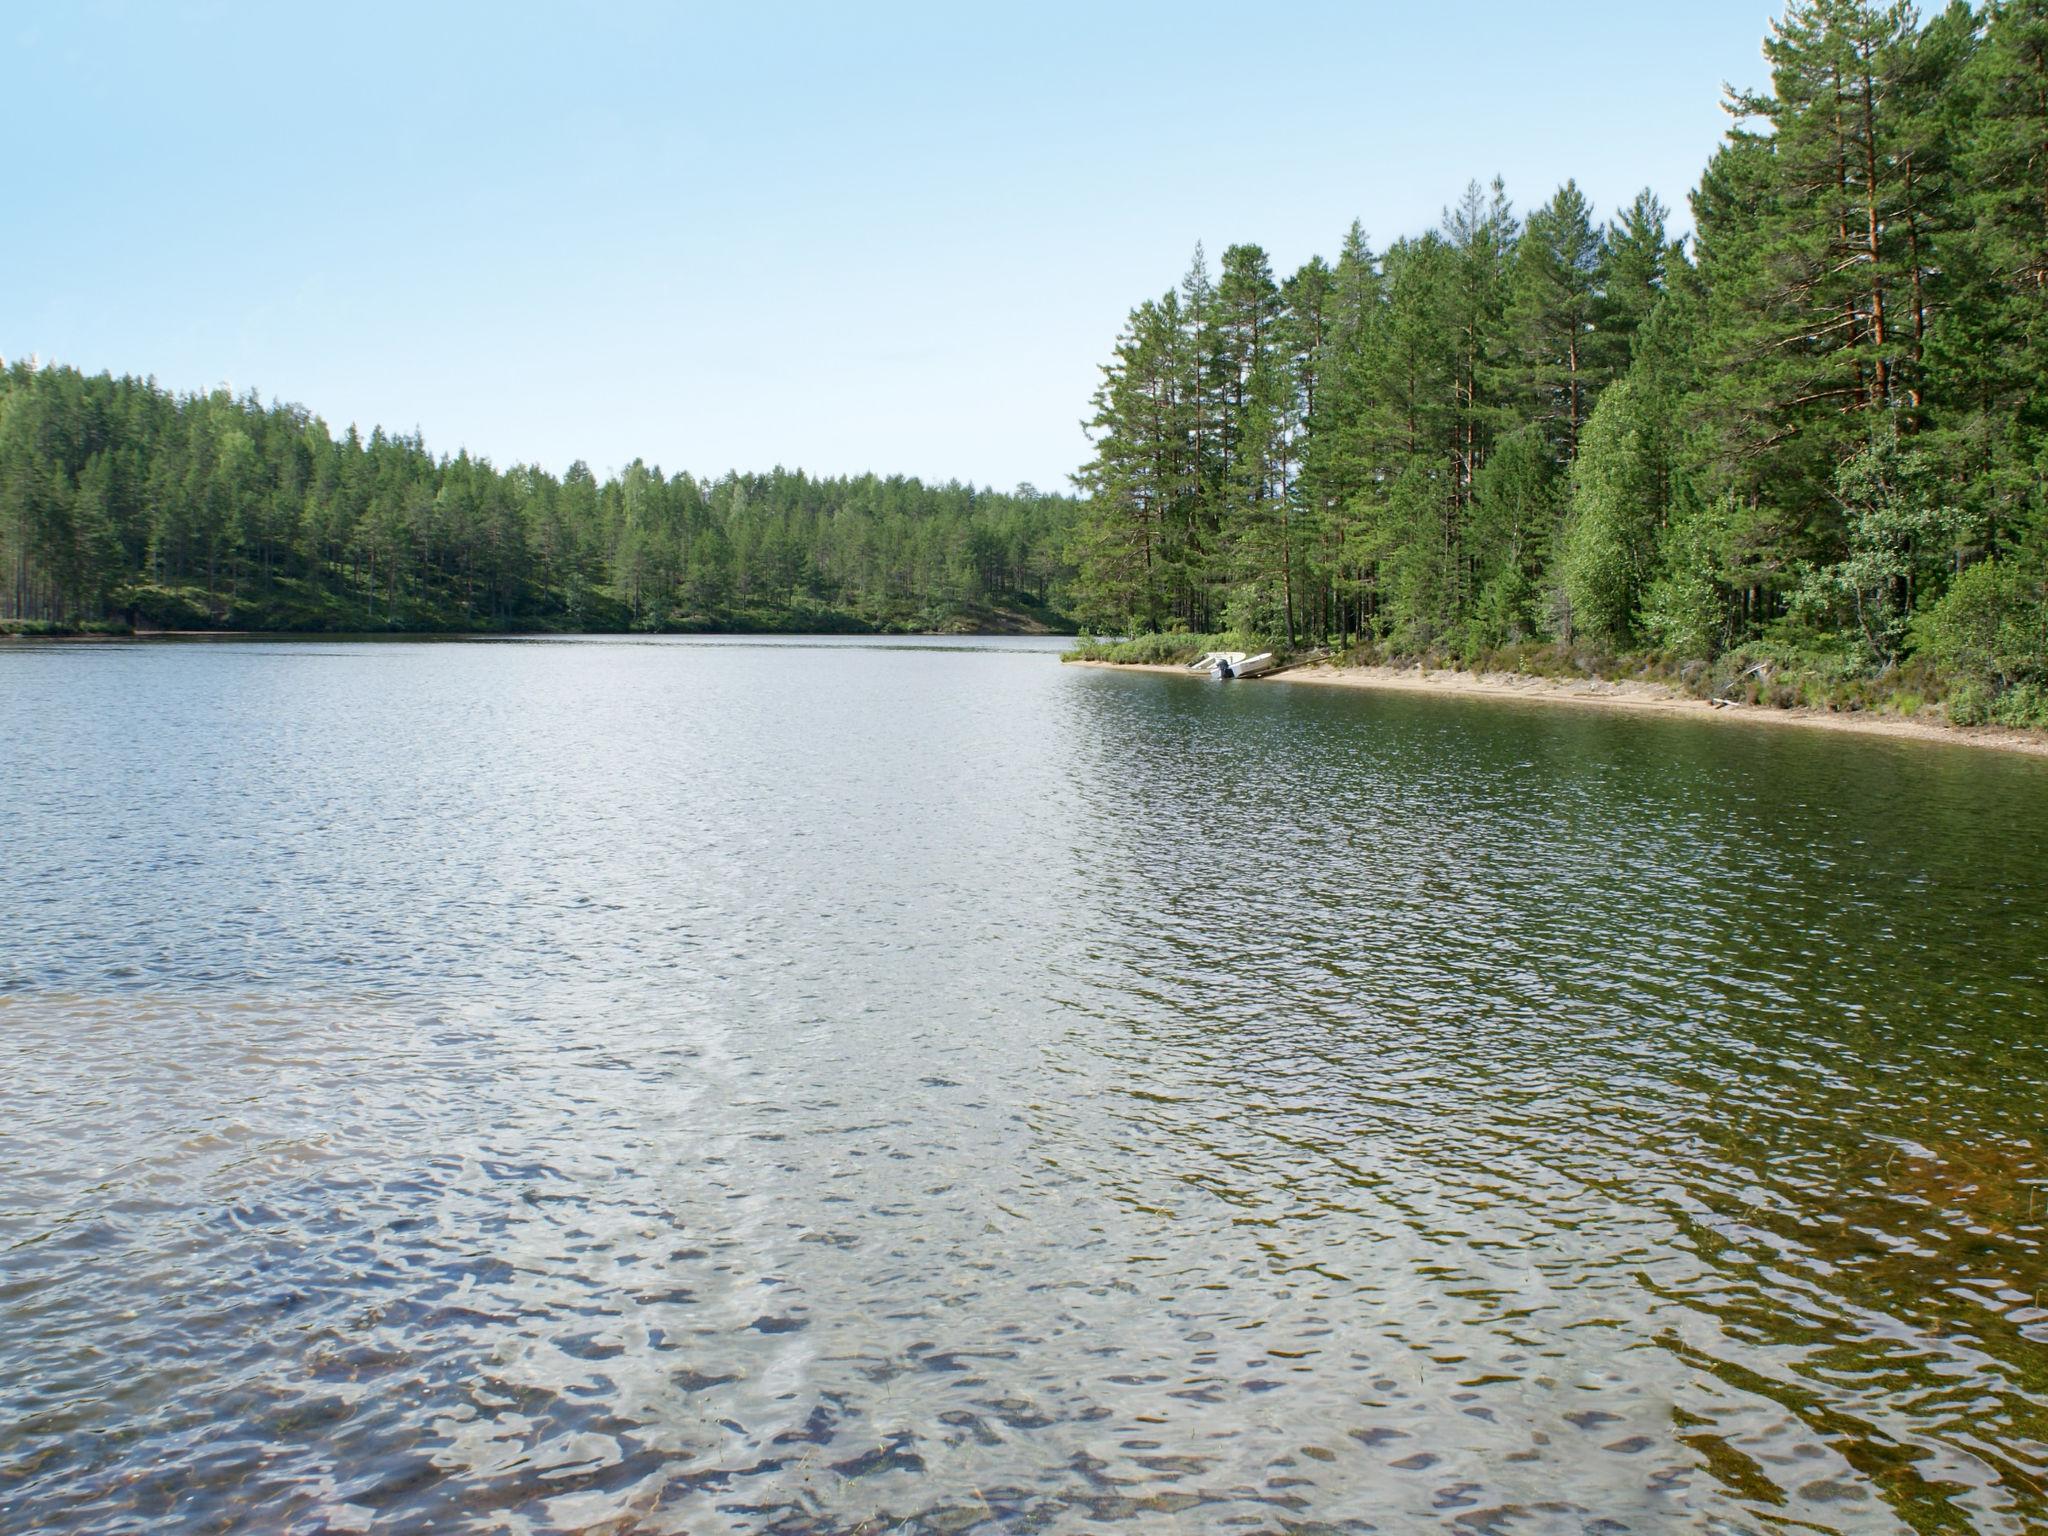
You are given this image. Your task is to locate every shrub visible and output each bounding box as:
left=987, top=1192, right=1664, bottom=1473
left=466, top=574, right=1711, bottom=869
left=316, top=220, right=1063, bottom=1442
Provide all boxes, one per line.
left=1912, top=558, right=2048, bottom=724
left=1064, top=630, right=1274, bottom=666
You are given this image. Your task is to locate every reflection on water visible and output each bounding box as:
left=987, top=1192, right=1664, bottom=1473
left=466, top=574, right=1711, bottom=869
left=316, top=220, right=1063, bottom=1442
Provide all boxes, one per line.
left=1, top=635, right=2044, bottom=1534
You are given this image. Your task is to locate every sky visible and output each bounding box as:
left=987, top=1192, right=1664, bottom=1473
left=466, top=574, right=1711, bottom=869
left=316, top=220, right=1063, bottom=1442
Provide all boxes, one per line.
left=5, top=2, right=1782, bottom=491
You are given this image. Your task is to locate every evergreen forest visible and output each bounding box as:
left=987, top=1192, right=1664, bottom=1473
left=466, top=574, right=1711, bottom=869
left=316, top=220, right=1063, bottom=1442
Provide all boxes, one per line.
left=1070, top=0, right=2048, bottom=724
left=0, top=365, right=1078, bottom=637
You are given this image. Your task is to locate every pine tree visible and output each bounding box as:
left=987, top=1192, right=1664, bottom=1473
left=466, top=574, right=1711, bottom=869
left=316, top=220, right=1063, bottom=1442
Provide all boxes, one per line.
left=1073, top=295, right=1183, bottom=631
left=1466, top=424, right=1562, bottom=644
left=1598, top=189, right=1674, bottom=371
left=1303, top=221, right=1387, bottom=642
left=1281, top=256, right=1335, bottom=636
left=1939, top=0, right=2048, bottom=549
left=1206, top=244, right=1295, bottom=639
left=1510, top=180, right=1606, bottom=458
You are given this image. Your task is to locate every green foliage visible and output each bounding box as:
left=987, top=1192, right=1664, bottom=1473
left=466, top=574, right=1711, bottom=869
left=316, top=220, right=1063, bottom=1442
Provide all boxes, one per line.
left=0, top=362, right=1082, bottom=634
left=1642, top=495, right=1734, bottom=660
left=1559, top=380, right=1661, bottom=644
left=115, top=582, right=222, bottom=630
left=1063, top=630, right=1272, bottom=665
left=1912, top=555, right=2048, bottom=722
left=1465, top=424, right=1559, bottom=647
left=1509, top=180, right=1607, bottom=452
left=1066, top=1, right=2048, bottom=728
left=1790, top=425, right=1971, bottom=663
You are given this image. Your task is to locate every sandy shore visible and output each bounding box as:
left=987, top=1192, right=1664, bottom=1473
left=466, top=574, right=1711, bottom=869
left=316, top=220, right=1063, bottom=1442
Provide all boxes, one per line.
left=1067, top=658, right=2048, bottom=759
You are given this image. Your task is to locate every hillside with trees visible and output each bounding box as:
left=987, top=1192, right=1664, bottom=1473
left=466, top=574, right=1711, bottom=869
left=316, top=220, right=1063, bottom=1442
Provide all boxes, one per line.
left=1070, top=0, right=2048, bottom=724
left=0, top=365, right=1078, bottom=636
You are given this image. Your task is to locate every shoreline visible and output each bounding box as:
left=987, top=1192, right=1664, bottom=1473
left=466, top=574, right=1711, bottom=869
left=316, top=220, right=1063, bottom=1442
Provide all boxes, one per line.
left=1067, top=658, right=2048, bottom=759
left=2, top=625, right=1073, bottom=643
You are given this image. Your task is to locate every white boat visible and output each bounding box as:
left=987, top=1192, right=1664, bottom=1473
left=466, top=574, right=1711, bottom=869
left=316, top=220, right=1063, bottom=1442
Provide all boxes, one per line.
left=1187, top=649, right=1279, bottom=679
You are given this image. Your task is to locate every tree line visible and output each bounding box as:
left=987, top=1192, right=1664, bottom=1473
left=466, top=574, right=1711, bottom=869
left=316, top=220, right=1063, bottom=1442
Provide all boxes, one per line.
left=1071, top=0, right=2048, bottom=723
left=0, top=363, right=1079, bottom=634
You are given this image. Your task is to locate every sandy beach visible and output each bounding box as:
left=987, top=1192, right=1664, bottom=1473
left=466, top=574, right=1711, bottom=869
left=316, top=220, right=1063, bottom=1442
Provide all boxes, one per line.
left=1067, top=657, right=2048, bottom=759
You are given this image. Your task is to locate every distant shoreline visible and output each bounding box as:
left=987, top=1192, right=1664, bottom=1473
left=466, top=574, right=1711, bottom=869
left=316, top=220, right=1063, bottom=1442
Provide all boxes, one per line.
left=1068, top=658, right=2048, bottom=759
left=2, top=626, right=1077, bottom=643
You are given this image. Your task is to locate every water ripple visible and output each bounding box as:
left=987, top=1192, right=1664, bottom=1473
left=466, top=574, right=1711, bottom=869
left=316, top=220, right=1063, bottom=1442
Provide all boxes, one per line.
left=1, top=636, right=2043, bottom=1533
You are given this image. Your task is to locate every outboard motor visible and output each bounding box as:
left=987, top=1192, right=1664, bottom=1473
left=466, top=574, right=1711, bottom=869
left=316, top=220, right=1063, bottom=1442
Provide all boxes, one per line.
left=1213, top=658, right=1235, bottom=680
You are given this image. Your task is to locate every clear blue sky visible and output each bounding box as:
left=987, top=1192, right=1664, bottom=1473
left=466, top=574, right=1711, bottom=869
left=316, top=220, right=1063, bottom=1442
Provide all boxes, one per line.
left=6, top=2, right=1780, bottom=491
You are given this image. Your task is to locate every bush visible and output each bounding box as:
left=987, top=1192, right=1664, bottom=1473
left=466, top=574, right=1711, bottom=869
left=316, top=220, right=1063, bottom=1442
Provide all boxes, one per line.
left=1912, top=558, right=2048, bottom=724
left=1064, top=630, right=1274, bottom=665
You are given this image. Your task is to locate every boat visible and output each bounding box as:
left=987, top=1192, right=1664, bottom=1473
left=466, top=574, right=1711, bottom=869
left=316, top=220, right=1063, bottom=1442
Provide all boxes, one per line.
left=1190, top=650, right=1278, bottom=680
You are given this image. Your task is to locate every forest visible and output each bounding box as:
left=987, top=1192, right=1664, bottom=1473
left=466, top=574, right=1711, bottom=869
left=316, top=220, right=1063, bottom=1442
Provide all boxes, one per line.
left=0, top=364, right=1079, bottom=636
left=1070, top=0, right=2048, bottom=724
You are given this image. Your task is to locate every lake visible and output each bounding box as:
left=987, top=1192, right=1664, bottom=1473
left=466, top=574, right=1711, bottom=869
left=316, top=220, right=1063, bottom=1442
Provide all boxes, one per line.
left=2, top=634, right=2044, bottom=1535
